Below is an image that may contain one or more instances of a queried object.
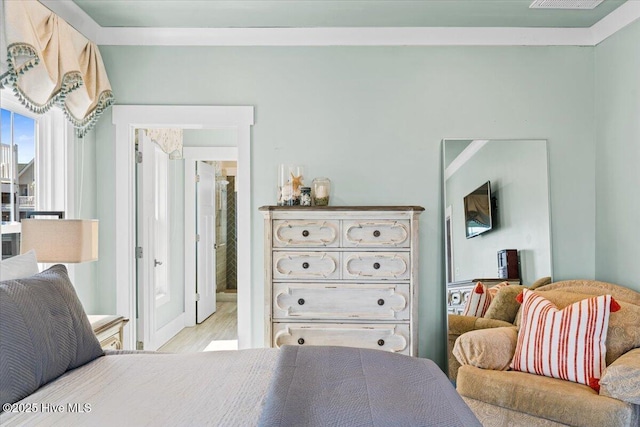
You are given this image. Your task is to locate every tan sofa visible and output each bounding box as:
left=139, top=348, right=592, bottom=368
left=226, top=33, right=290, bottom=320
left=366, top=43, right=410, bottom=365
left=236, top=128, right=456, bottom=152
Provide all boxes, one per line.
left=453, top=280, right=640, bottom=427
left=447, top=276, right=551, bottom=381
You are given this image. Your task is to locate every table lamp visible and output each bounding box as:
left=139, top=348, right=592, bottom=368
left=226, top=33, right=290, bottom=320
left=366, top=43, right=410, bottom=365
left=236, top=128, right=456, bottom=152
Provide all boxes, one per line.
left=20, top=219, right=99, bottom=263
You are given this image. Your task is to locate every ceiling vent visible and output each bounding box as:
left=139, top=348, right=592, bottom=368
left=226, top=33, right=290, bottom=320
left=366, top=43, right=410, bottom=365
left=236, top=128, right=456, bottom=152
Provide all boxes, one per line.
left=529, top=0, right=605, bottom=9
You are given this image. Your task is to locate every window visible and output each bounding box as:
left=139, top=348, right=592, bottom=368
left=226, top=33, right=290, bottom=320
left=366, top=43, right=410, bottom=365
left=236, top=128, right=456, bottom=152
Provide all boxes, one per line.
left=1, top=90, right=75, bottom=259
left=1, top=108, right=37, bottom=223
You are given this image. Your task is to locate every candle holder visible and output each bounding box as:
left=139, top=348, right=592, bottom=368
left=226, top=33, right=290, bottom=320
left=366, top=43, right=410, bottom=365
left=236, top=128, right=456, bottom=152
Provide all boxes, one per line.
left=312, top=177, right=331, bottom=206
left=277, top=164, right=305, bottom=206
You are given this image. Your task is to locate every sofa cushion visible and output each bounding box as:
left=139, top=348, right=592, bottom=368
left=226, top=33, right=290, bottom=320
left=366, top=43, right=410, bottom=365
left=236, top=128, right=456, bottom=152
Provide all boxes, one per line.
left=0, top=265, right=104, bottom=407
left=484, top=285, right=527, bottom=323
left=600, top=348, right=640, bottom=405
left=457, top=365, right=637, bottom=427
left=528, top=276, right=552, bottom=290
left=530, top=289, right=640, bottom=365
left=453, top=327, right=518, bottom=371
left=511, top=290, right=614, bottom=388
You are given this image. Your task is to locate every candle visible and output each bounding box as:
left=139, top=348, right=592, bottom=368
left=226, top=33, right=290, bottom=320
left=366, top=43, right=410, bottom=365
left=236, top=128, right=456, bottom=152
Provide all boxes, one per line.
left=315, top=185, right=328, bottom=198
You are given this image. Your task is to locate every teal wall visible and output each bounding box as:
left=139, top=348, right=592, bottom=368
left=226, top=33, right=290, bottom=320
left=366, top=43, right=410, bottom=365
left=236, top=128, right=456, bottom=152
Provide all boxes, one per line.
left=94, top=45, right=597, bottom=365
left=594, top=21, right=640, bottom=290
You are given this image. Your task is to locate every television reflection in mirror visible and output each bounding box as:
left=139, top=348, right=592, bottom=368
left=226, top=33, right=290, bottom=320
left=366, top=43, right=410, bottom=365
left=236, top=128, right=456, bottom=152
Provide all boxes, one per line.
left=463, top=181, right=495, bottom=239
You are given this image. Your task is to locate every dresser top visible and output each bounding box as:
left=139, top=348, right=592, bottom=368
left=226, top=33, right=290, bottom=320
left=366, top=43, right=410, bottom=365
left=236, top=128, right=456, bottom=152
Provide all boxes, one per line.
left=259, top=205, right=425, bottom=212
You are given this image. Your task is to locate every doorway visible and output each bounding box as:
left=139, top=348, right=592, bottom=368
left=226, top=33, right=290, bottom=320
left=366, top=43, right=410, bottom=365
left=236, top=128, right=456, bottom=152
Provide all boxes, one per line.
left=160, top=158, right=240, bottom=353
left=112, top=105, right=254, bottom=351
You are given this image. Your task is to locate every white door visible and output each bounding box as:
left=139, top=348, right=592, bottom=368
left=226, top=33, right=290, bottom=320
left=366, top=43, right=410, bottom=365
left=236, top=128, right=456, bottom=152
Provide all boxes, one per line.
left=196, top=161, right=217, bottom=323
left=136, top=129, right=170, bottom=349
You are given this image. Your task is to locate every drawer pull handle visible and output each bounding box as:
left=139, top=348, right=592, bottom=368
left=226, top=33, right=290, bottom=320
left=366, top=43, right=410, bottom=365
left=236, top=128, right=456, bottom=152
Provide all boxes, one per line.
left=377, top=339, right=385, bottom=346
left=377, top=299, right=385, bottom=306
left=298, top=338, right=305, bottom=345
left=302, top=262, right=310, bottom=269
left=373, top=230, right=381, bottom=237
left=302, top=230, right=309, bottom=237
left=373, top=262, right=381, bottom=270
left=298, top=298, right=305, bottom=305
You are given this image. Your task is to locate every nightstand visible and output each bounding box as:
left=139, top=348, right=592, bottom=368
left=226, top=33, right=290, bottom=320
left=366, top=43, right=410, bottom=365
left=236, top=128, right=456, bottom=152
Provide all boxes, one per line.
left=88, top=315, right=129, bottom=350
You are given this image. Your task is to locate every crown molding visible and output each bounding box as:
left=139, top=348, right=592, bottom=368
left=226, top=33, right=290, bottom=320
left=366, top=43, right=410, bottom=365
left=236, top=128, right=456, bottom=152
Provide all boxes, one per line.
left=97, top=26, right=594, bottom=46
left=39, top=0, right=101, bottom=42
left=590, top=0, right=640, bottom=45
left=40, top=0, right=640, bottom=47
left=444, top=140, right=490, bottom=181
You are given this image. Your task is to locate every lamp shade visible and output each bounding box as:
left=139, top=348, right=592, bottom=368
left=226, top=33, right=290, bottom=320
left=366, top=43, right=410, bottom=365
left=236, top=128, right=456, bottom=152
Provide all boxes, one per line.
left=20, top=219, right=99, bottom=263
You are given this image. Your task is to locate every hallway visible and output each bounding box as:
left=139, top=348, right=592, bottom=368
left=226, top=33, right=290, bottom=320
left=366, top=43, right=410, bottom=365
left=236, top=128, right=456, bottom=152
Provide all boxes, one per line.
left=158, top=301, right=237, bottom=353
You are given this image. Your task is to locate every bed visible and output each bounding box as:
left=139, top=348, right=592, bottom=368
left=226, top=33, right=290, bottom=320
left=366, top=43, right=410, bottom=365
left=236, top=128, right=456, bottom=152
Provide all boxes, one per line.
left=1, top=265, right=480, bottom=426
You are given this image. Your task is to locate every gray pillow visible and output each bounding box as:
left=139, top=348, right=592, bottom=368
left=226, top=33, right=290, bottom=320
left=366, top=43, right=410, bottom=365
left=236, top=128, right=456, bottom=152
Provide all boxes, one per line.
left=0, top=264, right=103, bottom=408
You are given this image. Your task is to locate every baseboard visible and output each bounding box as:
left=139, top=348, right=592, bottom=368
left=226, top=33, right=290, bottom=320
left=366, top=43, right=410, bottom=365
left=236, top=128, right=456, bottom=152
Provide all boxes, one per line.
left=151, top=313, right=186, bottom=350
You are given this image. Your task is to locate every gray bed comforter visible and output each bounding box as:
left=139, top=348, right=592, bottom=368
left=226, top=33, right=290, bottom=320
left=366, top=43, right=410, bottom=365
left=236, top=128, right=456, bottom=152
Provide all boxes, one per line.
left=259, top=345, right=481, bottom=427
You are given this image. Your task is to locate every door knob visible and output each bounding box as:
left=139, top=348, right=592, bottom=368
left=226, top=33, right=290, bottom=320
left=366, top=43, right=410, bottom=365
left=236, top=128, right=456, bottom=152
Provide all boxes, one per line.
left=154, top=259, right=163, bottom=267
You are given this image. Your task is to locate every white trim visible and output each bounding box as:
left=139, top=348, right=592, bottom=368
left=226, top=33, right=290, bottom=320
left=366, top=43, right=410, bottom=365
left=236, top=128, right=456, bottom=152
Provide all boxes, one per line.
left=444, top=139, right=489, bottom=181
left=183, top=146, right=239, bottom=329
left=112, top=105, right=254, bottom=351
left=41, top=0, right=639, bottom=47
left=590, top=1, right=640, bottom=45
left=97, top=26, right=593, bottom=47
left=149, top=313, right=186, bottom=351
left=39, top=0, right=101, bottom=42
left=183, top=147, right=238, bottom=160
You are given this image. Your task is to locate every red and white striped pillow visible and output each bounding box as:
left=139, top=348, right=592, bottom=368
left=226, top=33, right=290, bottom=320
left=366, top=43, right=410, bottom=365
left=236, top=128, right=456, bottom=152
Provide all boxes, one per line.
left=462, top=281, right=510, bottom=317
left=462, top=282, right=492, bottom=317
left=511, top=289, right=619, bottom=390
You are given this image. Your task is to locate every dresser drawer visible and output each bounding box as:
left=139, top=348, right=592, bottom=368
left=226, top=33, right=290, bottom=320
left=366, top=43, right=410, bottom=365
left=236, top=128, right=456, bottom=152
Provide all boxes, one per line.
left=343, top=252, right=410, bottom=280
left=273, top=323, right=410, bottom=355
left=273, top=251, right=340, bottom=280
left=273, top=219, right=340, bottom=248
left=100, top=335, right=122, bottom=350
left=343, top=220, right=410, bottom=248
left=273, top=283, right=410, bottom=321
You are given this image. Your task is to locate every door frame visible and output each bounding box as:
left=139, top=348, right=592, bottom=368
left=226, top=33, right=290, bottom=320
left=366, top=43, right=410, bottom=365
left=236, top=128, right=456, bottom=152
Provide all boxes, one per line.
left=112, top=106, right=254, bottom=350
left=184, top=147, right=238, bottom=327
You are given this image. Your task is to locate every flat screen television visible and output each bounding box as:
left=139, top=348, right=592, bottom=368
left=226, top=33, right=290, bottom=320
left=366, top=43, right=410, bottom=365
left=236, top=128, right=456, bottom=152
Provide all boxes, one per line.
left=464, top=181, right=493, bottom=239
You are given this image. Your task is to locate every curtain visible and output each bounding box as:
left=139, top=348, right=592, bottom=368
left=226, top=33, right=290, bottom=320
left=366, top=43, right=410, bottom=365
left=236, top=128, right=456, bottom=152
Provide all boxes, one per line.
left=0, top=0, right=114, bottom=137
left=145, top=128, right=184, bottom=160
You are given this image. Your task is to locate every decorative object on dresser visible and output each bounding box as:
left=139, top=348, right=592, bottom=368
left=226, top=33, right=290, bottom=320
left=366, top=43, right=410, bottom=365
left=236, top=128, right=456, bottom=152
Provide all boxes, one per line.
left=277, top=164, right=305, bottom=206
left=311, top=177, right=331, bottom=206
left=259, top=205, right=424, bottom=356
left=497, top=249, right=519, bottom=279
left=88, top=315, right=130, bottom=350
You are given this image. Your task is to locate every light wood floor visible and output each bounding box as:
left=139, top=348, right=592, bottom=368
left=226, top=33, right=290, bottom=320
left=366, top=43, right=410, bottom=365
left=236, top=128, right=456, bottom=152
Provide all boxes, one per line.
left=158, top=301, right=237, bottom=353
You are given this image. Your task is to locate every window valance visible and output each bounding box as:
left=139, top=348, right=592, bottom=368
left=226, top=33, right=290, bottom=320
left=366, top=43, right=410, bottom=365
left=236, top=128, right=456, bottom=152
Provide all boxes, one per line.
left=0, top=0, right=114, bottom=137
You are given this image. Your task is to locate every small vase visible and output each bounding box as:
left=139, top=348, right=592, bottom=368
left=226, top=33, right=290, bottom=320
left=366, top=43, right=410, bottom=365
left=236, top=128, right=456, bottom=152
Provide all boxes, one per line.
left=312, top=177, right=331, bottom=206
left=277, top=164, right=305, bottom=206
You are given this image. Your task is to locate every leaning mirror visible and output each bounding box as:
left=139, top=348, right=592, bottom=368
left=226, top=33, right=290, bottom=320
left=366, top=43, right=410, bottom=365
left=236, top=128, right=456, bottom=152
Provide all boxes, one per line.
left=443, top=139, right=552, bottom=378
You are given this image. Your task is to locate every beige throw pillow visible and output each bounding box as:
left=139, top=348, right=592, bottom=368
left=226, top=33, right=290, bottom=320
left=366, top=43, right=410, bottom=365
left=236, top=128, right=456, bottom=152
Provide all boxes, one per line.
left=453, top=327, right=518, bottom=371
left=484, top=285, right=527, bottom=323
left=599, top=348, right=640, bottom=404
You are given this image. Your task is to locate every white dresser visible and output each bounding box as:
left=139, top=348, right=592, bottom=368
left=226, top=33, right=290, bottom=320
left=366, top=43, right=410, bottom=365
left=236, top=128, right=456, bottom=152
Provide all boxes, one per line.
left=260, top=206, right=424, bottom=356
